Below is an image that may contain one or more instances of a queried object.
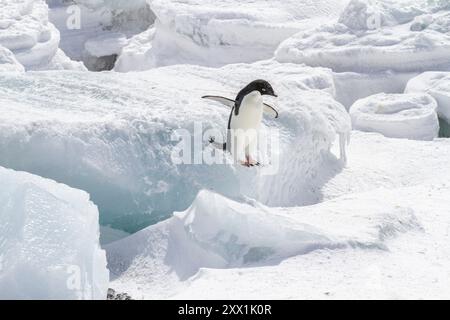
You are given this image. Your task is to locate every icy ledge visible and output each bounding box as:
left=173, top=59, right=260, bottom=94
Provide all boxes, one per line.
left=0, top=167, right=109, bottom=300
left=0, top=61, right=350, bottom=233
left=106, top=189, right=422, bottom=299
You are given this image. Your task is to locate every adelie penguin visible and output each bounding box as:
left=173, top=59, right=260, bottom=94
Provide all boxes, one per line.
left=203, top=79, right=279, bottom=167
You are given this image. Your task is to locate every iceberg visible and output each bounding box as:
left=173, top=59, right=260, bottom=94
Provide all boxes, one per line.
left=0, top=166, right=108, bottom=300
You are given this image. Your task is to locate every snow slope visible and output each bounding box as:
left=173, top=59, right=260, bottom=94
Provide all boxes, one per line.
left=0, top=61, right=350, bottom=233
left=0, top=0, right=84, bottom=70
left=349, top=92, right=439, bottom=140
left=276, top=0, right=450, bottom=72
left=0, top=166, right=108, bottom=300
left=114, top=0, right=350, bottom=71
left=107, top=132, right=450, bottom=299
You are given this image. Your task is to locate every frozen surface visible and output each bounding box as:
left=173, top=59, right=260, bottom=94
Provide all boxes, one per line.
left=47, top=0, right=155, bottom=69
left=276, top=0, right=450, bottom=72
left=0, top=46, right=25, bottom=72
left=405, top=72, right=450, bottom=123
left=0, top=61, right=350, bottom=233
left=0, top=166, right=108, bottom=299
left=0, top=0, right=81, bottom=70
left=107, top=132, right=450, bottom=299
left=114, top=0, right=350, bottom=71
left=349, top=92, right=439, bottom=140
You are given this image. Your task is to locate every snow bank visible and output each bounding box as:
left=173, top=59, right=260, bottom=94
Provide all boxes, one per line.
left=0, top=46, right=25, bottom=72
left=405, top=72, right=450, bottom=123
left=276, top=0, right=450, bottom=72
left=106, top=188, right=422, bottom=299
left=0, top=0, right=83, bottom=70
left=349, top=93, right=439, bottom=140
left=0, top=61, right=350, bottom=233
left=114, top=0, right=350, bottom=71
left=0, top=167, right=108, bottom=299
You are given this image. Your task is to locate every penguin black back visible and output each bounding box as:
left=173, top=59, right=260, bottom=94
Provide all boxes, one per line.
left=234, top=80, right=277, bottom=116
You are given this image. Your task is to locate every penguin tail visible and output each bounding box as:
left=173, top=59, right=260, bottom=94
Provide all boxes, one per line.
left=209, top=136, right=227, bottom=151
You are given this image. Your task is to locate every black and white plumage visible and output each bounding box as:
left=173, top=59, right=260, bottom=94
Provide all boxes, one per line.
left=202, top=80, right=279, bottom=166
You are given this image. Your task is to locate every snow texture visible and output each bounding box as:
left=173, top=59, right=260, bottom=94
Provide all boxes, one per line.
left=107, top=131, right=450, bottom=299
left=0, top=61, right=350, bottom=233
left=114, top=0, right=350, bottom=71
left=0, top=0, right=84, bottom=70
left=349, top=92, right=439, bottom=140
left=405, top=72, right=450, bottom=123
left=276, top=0, right=450, bottom=72
left=0, top=45, right=25, bottom=72
left=0, top=166, right=108, bottom=299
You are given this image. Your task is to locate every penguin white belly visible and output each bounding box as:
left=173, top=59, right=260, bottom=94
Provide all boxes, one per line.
left=229, top=91, right=264, bottom=161
left=230, top=91, right=264, bottom=132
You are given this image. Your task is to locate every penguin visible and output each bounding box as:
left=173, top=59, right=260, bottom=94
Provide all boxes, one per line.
left=202, top=79, right=279, bottom=167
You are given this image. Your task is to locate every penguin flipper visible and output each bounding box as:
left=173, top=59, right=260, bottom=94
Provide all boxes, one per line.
left=202, top=96, right=235, bottom=108
left=263, top=103, right=279, bottom=119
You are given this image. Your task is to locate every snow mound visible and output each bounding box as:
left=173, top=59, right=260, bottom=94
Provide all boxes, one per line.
left=0, top=45, right=25, bottom=72
left=0, top=166, right=108, bottom=300
left=0, top=61, right=350, bottom=233
left=114, top=0, right=350, bottom=71
left=106, top=189, right=422, bottom=299
left=349, top=93, right=439, bottom=140
left=0, top=0, right=82, bottom=70
left=405, top=72, right=450, bottom=123
left=276, top=1, right=450, bottom=72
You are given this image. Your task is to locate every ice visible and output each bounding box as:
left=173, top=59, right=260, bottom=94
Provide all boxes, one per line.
left=0, top=166, right=108, bottom=299
left=405, top=72, right=450, bottom=123
left=0, top=0, right=83, bottom=70
left=47, top=0, right=155, bottom=70
left=106, top=188, right=422, bottom=299
left=0, top=61, right=350, bottom=233
left=114, top=0, right=350, bottom=71
left=349, top=92, right=439, bottom=140
left=275, top=0, right=450, bottom=72
left=0, top=45, right=25, bottom=72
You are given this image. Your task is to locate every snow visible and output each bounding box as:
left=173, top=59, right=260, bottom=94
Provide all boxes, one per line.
left=0, top=0, right=82, bottom=70
left=113, top=0, right=350, bottom=71
left=275, top=1, right=450, bottom=72
left=107, top=131, right=450, bottom=299
left=47, top=0, right=155, bottom=70
left=0, top=45, right=25, bottom=72
left=349, top=92, right=439, bottom=140
left=0, top=60, right=350, bottom=233
left=0, top=166, right=108, bottom=299
left=405, top=72, right=450, bottom=124
left=84, top=33, right=128, bottom=57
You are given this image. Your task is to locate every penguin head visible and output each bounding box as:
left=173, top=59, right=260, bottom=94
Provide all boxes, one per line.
left=241, top=80, right=277, bottom=98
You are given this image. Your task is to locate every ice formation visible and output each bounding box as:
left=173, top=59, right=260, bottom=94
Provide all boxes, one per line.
left=106, top=187, right=422, bottom=299
left=405, top=72, right=450, bottom=123
left=0, top=0, right=83, bottom=70
left=0, top=61, right=350, bottom=233
left=275, top=0, right=450, bottom=72
left=114, top=0, right=350, bottom=71
left=47, top=0, right=155, bottom=70
left=349, top=92, right=439, bottom=140
left=0, top=46, right=25, bottom=72
left=0, top=166, right=108, bottom=299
